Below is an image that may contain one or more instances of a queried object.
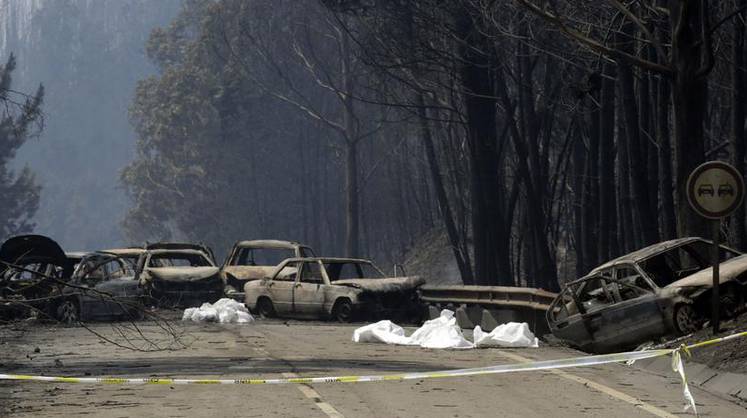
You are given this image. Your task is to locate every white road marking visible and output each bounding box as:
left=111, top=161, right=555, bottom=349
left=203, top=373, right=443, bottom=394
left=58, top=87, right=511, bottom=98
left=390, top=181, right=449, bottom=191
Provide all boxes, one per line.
left=283, top=372, right=345, bottom=418
left=496, top=350, right=677, bottom=418
left=252, top=342, right=345, bottom=418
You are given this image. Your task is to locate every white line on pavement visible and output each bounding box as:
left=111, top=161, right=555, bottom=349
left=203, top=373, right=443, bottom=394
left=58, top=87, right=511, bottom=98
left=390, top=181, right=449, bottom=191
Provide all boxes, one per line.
left=496, top=350, right=677, bottom=418
left=283, top=372, right=345, bottom=418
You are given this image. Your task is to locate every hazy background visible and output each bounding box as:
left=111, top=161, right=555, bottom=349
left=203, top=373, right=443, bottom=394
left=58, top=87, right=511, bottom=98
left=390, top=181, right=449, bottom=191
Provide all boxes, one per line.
left=0, top=0, right=181, bottom=251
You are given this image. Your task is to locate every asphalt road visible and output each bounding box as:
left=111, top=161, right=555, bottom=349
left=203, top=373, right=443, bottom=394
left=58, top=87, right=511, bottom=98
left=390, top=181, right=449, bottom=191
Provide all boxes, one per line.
left=1, top=317, right=746, bottom=417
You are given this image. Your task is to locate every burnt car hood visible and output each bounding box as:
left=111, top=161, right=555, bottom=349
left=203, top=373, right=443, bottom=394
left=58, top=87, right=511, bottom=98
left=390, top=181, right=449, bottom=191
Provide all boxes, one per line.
left=146, top=266, right=220, bottom=282
left=333, top=276, right=425, bottom=293
left=0, top=234, right=72, bottom=277
left=666, top=254, right=747, bottom=288
left=223, top=265, right=275, bottom=281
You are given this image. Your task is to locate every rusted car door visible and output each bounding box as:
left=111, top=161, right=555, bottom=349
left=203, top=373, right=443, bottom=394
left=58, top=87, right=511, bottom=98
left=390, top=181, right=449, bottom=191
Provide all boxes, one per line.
left=595, top=266, right=668, bottom=349
left=292, top=261, right=327, bottom=317
left=575, top=273, right=624, bottom=351
left=548, top=285, right=593, bottom=349
left=267, top=261, right=298, bottom=315
left=569, top=268, right=668, bottom=352
left=75, top=255, right=139, bottom=320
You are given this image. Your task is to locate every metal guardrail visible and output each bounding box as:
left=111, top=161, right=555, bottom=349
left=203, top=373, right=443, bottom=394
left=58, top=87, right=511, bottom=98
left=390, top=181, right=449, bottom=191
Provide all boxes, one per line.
left=418, top=285, right=557, bottom=312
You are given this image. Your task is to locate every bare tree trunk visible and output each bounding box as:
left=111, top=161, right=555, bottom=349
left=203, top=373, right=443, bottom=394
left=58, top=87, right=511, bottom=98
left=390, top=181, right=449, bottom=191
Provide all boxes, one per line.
left=417, top=94, right=474, bottom=283
left=617, top=91, right=635, bottom=254
left=584, top=93, right=600, bottom=266
left=506, top=46, right=559, bottom=291
left=343, top=140, right=359, bottom=257
left=670, top=0, right=710, bottom=238
left=572, top=121, right=587, bottom=276
left=732, top=0, right=747, bottom=250
left=656, top=74, right=677, bottom=240
left=640, top=48, right=660, bottom=242
left=456, top=10, right=511, bottom=285
left=619, top=61, right=658, bottom=246
left=341, top=29, right=360, bottom=257
left=598, top=65, right=617, bottom=260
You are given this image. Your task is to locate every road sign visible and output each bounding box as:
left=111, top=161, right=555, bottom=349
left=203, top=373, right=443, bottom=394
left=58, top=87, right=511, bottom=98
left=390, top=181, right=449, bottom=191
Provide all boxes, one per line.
left=686, top=161, right=745, bottom=219
left=686, top=161, right=745, bottom=334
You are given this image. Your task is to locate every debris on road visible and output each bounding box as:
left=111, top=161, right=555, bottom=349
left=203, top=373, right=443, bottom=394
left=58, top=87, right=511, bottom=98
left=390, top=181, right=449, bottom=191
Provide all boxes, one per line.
left=473, top=323, right=539, bottom=348
left=182, top=298, right=254, bottom=324
left=405, top=310, right=473, bottom=349
left=352, top=309, right=538, bottom=349
left=352, top=320, right=412, bottom=345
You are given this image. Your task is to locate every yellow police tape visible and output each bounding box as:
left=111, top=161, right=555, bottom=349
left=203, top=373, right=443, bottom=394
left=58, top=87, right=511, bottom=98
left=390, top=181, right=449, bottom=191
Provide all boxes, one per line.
left=2, top=330, right=746, bottom=412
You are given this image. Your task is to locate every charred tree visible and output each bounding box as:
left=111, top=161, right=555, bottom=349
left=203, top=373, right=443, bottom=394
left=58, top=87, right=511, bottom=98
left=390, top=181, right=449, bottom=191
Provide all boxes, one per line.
left=456, top=9, right=511, bottom=285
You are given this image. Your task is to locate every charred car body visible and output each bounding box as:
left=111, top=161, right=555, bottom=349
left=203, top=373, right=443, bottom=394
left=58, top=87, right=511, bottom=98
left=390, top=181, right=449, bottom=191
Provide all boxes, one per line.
left=136, top=243, right=222, bottom=308
left=0, top=235, right=74, bottom=318
left=547, top=237, right=747, bottom=353
left=55, top=251, right=145, bottom=325
left=221, top=240, right=314, bottom=301
left=244, top=257, right=425, bottom=322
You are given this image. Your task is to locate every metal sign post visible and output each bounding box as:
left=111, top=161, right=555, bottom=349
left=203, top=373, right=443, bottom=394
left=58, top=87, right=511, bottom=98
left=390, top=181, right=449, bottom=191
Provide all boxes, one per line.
left=710, top=220, right=720, bottom=334
left=686, top=161, right=745, bottom=335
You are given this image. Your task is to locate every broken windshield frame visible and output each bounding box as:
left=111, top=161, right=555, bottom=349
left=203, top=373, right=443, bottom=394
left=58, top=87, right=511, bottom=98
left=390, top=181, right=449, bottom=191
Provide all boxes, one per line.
left=147, top=251, right=213, bottom=268
left=324, top=261, right=385, bottom=281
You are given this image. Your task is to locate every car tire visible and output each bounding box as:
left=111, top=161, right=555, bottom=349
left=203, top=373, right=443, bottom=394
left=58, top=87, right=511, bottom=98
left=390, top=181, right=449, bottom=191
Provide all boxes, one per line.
left=256, top=297, right=276, bottom=318
left=674, top=304, right=699, bottom=335
left=332, top=298, right=354, bottom=323
left=57, top=300, right=80, bottom=327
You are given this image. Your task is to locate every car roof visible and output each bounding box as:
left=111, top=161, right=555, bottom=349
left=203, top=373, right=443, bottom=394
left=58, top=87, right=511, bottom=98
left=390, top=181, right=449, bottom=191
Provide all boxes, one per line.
left=0, top=234, right=73, bottom=276
left=281, top=257, right=373, bottom=264
left=65, top=251, right=89, bottom=259
left=235, top=240, right=307, bottom=249
left=145, top=242, right=211, bottom=251
left=587, top=237, right=705, bottom=276
left=103, top=248, right=146, bottom=256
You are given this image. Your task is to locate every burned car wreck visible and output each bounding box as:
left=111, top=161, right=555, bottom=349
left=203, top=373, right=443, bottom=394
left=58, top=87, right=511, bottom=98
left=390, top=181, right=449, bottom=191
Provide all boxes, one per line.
left=55, top=251, right=145, bottom=325
left=136, top=243, right=223, bottom=308
left=0, top=235, right=75, bottom=318
left=547, top=237, right=747, bottom=353
left=221, top=240, right=315, bottom=301
left=244, top=257, right=425, bottom=322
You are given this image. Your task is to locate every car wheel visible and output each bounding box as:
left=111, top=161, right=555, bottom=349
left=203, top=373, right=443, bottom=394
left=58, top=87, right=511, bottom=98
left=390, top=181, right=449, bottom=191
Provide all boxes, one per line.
left=57, top=300, right=80, bottom=327
left=332, top=298, right=354, bottom=323
left=674, top=304, right=699, bottom=335
left=256, top=297, right=276, bottom=318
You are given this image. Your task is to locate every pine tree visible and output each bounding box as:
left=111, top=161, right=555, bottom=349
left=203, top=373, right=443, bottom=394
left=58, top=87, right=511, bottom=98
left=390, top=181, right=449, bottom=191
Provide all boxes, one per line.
left=0, top=54, right=45, bottom=240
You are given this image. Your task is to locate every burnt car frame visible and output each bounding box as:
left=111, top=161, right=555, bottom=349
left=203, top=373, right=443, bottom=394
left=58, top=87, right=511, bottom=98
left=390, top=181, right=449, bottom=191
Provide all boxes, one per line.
left=55, top=251, right=145, bottom=325
left=0, top=235, right=74, bottom=318
left=135, top=243, right=222, bottom=308
left=547, top=237, right=747, bottom=353
left=221, top=240, right=315, bottom=301
left=244, top=257, right=425, bottom=322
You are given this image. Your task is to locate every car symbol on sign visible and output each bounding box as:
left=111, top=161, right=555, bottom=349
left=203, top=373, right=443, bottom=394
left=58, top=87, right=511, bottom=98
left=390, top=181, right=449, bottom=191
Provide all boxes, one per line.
left=718, top=183, right=735, bottom=196
left=698, top=184, right=714, bottom=197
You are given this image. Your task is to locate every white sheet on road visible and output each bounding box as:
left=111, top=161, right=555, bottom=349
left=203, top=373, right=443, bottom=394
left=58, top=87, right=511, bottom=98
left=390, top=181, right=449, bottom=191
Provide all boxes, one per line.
left=473, top=323, right=539, bottom=348
left=353, top=310, right=471, bottom=349
left=352, top=309, right=538, bottom=349
left=182, top=298, right=255, bottom=324
left=353, top=320, right=413, bottom=345
left=406, top=310, right=474, bottom=349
